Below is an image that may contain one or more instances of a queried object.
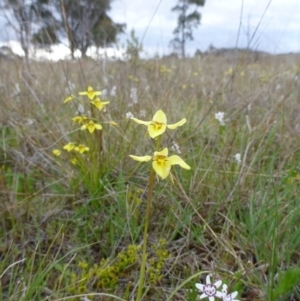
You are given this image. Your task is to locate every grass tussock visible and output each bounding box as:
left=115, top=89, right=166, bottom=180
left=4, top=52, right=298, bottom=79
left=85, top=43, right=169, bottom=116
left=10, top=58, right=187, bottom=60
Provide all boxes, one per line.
left=1, top=52, right=300, bottom=301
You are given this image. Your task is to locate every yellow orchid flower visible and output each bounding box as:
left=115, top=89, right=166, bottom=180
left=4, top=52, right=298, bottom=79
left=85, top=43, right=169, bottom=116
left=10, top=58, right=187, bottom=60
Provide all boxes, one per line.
left=70, top=158, right=78, bottom=165
left=131, top=110, right=186, bottom=139
left=64, top=94, right=75, bottom=104
left=90, top=97, right=110, bottom=111
left=74, top=144, right=90, bottom=154
left=72, top=116, right=89, bottom=124
left=81, top=120, right=102, bottom=133
left=130, top=147, right=190, bottom=180
left=63, top=142, right=75, bottom=152
left=79, top=86, right=101, bottom=100
left=52, top=149, right=61, bottom=156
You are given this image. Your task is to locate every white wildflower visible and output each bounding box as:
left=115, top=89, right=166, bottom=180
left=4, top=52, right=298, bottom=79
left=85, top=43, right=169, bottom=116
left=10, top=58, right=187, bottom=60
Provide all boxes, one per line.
left=233, top=153, right=242, bottom=165
left=196, top=275, right=240, bottom=301
left=130, top=87, right=138, bottom=104
left=25, top=118, right=35, bottom=125
left=215, top=112, right=225, bottom=126
left=195, top=275, right=223, bottom=301
left=65, top=80, right=76, bottom=93
left=102, top=88, right=108, bottom=98
left=77, top=104, right=85, bottom=114
left=221, top=284, right=239, bottom=301
left=171, top=141, right=181, bottom=154
left=126, top=112, right=134, bottom=119
left=110, top=85, right=117, bottom=96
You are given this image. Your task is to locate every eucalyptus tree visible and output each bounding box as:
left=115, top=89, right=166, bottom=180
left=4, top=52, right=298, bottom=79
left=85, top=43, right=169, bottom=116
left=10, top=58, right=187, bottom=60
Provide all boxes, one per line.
left=56, top=0, right=124, bottom=58
left=171, top=0, right=205, bottom=58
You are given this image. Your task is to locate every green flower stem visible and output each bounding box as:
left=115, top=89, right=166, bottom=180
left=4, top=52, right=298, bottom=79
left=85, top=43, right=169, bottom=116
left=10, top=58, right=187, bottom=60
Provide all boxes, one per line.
left=136, top=167, right=155, bottom=301
left=95, top=111, right=103, bottom=158
left=136, top=136, right=161, bottom=301
left=155, top=136, right=162, bottom=152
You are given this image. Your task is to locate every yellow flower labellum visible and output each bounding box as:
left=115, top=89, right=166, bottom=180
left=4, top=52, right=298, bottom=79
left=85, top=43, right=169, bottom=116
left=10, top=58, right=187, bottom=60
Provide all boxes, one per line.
left=74, top=144, right=90, bottom=154
left=52, top=149, right=61, bottom=156
left=152, top=148, right=190, bottom=179
left=64, top=94, right=75, bottom=104
left=81, top=120, right=102, bottom=133
left=131, top=109, right=187, bottom=139
left=130, top=147, right=191, bottom=180
left=90, top=98, right=110, bottom=111
left=63, top=142, right=75, bottom=152
left=72, top=116, right=88, bottom=124
left=79, top=86, right=101, bottom=100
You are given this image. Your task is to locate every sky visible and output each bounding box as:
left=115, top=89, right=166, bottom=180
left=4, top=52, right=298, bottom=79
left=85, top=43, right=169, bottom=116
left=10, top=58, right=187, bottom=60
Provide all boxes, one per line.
left=108, top=0, right=300, bottom=56
left=0, top=0, right=299, bottom=60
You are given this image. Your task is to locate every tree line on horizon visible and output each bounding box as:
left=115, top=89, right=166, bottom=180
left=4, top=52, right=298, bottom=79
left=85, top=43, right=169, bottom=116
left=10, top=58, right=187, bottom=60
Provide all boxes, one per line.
left=1, top=0, right=205, bottom=60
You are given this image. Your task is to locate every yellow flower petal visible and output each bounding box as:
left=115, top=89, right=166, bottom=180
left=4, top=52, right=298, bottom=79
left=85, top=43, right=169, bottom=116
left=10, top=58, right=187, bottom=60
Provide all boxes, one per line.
left=63, top=143, right=75, bottom=152
left=131, top=117, right=151, bottom=126
left=154, top=148, right=168, bottom=157
left=167, top=118, right=186, bottom=129
left=81, top=121, right=102, bottom=133
left=64, top=95, right=75, bottom=104
left=87, top=124, right=95, bottom=133
left=152, top=160, right=171, bottom=180
left=168, top=155, right=191, bottom=170
left=148, top=123, right=166, bottom=138
left=153, top=110, right=167, bottom=124
left=109, top=121, right=118, bottom=126
left=129, top=155, right=152, bottom=162
left=131, top=110, right=186, bottom=139
left=79, top=86, right=101, bottom=100
left=70, top=158, right=78, bottom=165
left=72, top=116, right=88, bottom=124
left=52, top=149, right=61, bottom=156
left=147, top=111, right=168, bottom=138
left=152, top=148, right=170, bottom=179
left=74, top=144, right=90, bottom=153
left=91, top=98, right=110, bottom=111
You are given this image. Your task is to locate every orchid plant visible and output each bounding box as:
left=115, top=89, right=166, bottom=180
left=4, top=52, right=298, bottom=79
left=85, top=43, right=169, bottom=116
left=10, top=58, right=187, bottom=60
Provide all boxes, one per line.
left=53, top=85, right=115, bottom=196
left=130, top=109, right=190, bottom=301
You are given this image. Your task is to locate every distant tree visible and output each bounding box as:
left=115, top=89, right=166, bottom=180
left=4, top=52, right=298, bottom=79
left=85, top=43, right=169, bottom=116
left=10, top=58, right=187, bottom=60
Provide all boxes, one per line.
left=92, top=14, right=125, bottom=51
left=125, top=29, right=142, bottom=62
left=31, top=0, right=59, bottom=50
left=171, top=0, right=205, bottom=58
left=1, top=0, right=35, bottom=61
left=57, top=0, right=124, bottom=58
left=1, top=0, right=58, bottom=59
left=32, top=25, right=59, bottom=50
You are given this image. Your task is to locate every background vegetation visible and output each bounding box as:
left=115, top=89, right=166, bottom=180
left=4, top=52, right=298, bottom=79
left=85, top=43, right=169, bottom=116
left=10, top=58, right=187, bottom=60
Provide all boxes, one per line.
left=1, top=50, right=300, bottom=300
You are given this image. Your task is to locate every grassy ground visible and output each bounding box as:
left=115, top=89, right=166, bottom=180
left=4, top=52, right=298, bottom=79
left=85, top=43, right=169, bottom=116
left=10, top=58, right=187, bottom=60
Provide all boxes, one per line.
left=1, top=51, right=300, bottom=301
